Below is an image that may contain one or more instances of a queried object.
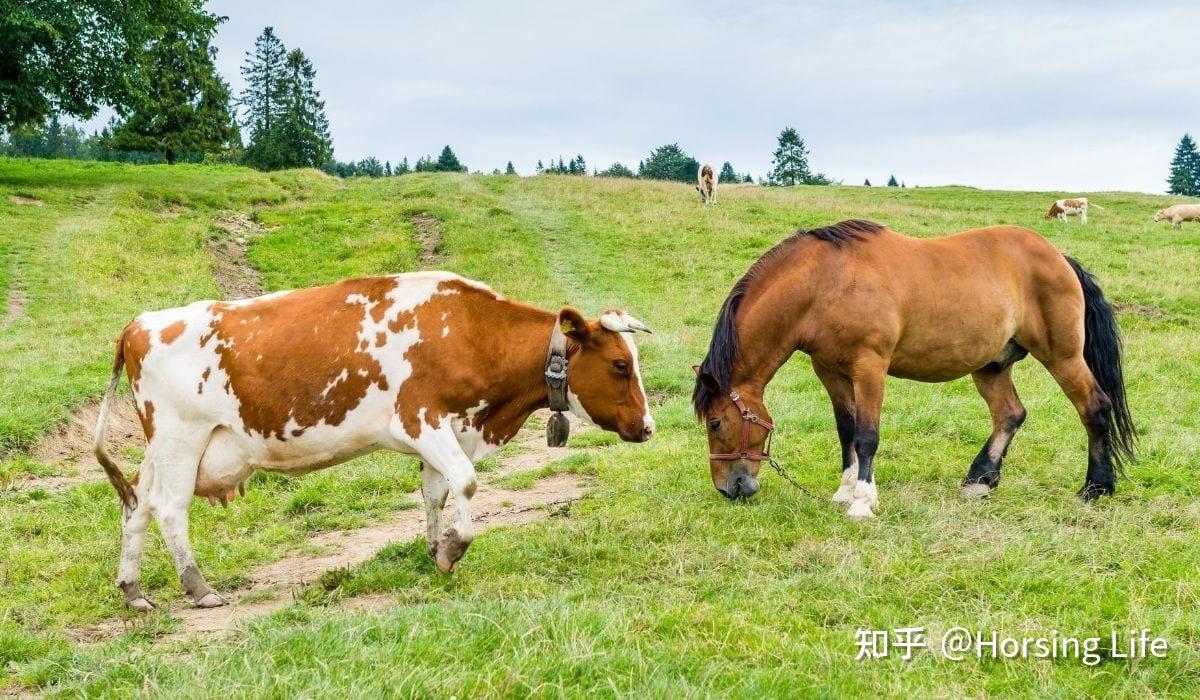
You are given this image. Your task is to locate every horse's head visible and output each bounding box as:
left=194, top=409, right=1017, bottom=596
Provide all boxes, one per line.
left=557, top=307, right=655, bottom=443
left=694, top=370, right=772, bottom=500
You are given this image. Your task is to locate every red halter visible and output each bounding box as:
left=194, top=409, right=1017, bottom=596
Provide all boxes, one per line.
left=709, top=390, right=775, bottom=462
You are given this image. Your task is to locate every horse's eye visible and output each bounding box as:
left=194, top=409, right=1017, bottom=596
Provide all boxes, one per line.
left=613, top=360, right=629, bottom=375
left=708, top=418, right=721, bottom=432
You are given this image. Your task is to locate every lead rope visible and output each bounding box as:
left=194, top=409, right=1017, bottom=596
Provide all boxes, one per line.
left=761, top=423, right=821, bottom=501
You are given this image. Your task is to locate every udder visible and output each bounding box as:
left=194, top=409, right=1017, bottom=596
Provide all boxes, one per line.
left=195, top=427, right=255, bottom=505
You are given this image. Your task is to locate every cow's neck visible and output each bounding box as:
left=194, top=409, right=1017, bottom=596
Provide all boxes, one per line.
left=470, top=304, right=559, bottom=448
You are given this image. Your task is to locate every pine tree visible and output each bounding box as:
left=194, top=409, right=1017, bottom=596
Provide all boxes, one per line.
left=768, top=127, right=813, bottom=186
left=863, top=178, right=871, bottom=187
left=1166, top=134, right=1200, bottom=196
left=887, top=174, right=899, bottom=187
left=505, top=161, right=517, bottom=175
left=109, top=23, right=237, bottom=164
left=574, top=154, right=586, bottom=175
left=395, top=156, right=410, bottom=175
left=239, top=27, right=288, bottom=169
left=436, top=145, right=465, bottom=172
left=275, top=48, right=333, bottom=168
left=536, top=159, right=544, bottom=174
left=743, top=174, right=753, bottom=184
left=718, top=162, right=738, bottom=184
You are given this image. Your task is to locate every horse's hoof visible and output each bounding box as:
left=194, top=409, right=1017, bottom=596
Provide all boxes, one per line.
left=126, top=597, right=155, bottom=613
left=846, top=500, right=875, bottom=520
left=831, top=484, right=856, bottom=505
left=959, top=482, right=992, bottom=499
left=1077, top=483, right=1114, bottom=503
left=195, top=592, right=228, bottom=608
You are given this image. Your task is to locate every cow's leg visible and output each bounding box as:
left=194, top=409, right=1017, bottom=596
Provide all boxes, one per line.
left=1081, top=209, right=1088, bottom=224
left=396, top=421, right=477, bottom=573
left=117, top=459, right=155, bottom=611
left=146, top=425, right=226, bottom=608
left=419, top=462, right=449, bottom=559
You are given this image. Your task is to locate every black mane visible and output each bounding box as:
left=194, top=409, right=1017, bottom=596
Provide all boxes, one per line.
left=692, top=219, right=884, bottom=417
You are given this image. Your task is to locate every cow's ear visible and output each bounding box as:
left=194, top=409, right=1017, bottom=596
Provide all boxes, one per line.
left=557, top=307, right=592, bottom=344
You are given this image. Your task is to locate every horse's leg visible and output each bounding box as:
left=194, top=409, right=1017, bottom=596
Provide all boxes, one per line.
left=846, top=362, right=886, bottom=520
left=961, top=366, right=1027, bottom=498
left=1042, top=356, right=1117, bottom=500
left=813, top=362, right=857, bottom=505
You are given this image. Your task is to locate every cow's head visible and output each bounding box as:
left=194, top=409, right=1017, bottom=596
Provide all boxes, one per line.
left=1153, top=209, right=1165, bottom=222
left=556, top=308, right=655, bottom=442
left=1044, top=204, right=1062, bottom=219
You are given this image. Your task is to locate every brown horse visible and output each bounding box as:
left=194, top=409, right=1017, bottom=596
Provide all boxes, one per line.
left=693, top=220, right=1134, bottom=518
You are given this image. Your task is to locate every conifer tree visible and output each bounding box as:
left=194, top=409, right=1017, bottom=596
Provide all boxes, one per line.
left=718, top=162, right=738, bottom=184
left=887, top=174, right=899, bottom=187
left=239, top=27, right=287, bottom=168
left=1166, top=134, right=1200, bottom=196
left=505, top=160, right=517, bottom=175
left=768, top=127, right=812, bottom=186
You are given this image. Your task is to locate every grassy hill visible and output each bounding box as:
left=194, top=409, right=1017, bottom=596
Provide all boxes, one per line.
left=1, top=158, right=1198, bottom=696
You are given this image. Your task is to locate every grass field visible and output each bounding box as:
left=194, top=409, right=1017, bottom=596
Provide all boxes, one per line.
left=1, top=158, right=1198, bottom=697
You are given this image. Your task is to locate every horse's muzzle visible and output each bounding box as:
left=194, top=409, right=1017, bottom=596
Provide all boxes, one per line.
left=717, top=468, right=760, bottom=500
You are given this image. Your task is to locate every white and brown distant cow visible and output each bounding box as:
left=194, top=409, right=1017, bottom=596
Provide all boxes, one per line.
left=697, top=163, right=716, bottom=205
left=1153, top=203, right=1200, bottom=228
left=1044, top=197, right=1101, bottom=223
left=95, top=271, right=654, bottom=610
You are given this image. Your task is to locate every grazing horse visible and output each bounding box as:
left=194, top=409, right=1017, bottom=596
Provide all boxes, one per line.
left=693, top=220, right=1134, bottom=519
left=697, top=163, right=716, bottom=205
left=95, top=271, right=654, bottom=610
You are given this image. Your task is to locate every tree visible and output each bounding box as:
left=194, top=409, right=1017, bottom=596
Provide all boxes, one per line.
left=436, top=145, right=465, bottom=172
left=597, top=162, right=635, bottom=178
left=638, top=143, right=699, bottom=182
left=395, top=156, right=410, bottom=175
left=863, top=178, right=871, bottom=187
left=536, top=159, right=544, bottom=174
left=1166, top=134, right=1200, bottom=196
left=768, top=127, right=812, bottom=186
left=0, top=0, right=220, bottom=130
left=275, top=48, right=333, bottom=168
left=108, top=22, right=237, bottom=164
left=718, top=162, right=739, bottom=184
left=887, top=174, right=899, bottom=187
left=743, top=174, right=754, bottom=184
left=239, top=27, right=288, bottom=169
left=356, top=156, right=383, bottom=177
left=505, top=160, right=517, bottom=175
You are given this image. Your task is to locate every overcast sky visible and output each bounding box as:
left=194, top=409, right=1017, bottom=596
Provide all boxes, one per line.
left=196, top=0, right=1197, bottom=192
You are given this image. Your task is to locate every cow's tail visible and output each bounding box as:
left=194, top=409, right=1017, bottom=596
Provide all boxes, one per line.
left=1088, top=202, right=1104, bottom=209
left=95, top=328, right=138, bottom=511
left=1065, top=256, right=1135, bottom=474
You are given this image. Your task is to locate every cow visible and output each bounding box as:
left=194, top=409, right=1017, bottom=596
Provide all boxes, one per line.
left=1044, top=197, right=1101, bottom=223
left=696, top=163, right=716, bottom=205
left=93, top=271, right=655, bottom=611
left=1153, top=203, right=1200, bottom=228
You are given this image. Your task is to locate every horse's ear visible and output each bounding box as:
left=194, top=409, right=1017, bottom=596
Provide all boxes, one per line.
left=557, top=307, right=592, bottom=344
left=696, top=368, right=721, bottom=396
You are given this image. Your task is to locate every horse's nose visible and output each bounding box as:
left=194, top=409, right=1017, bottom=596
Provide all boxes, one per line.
left=719, top=471, right=760, bottom=500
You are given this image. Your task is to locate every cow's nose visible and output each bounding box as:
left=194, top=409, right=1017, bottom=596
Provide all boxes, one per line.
left=641, top=424, right=654, bottom=441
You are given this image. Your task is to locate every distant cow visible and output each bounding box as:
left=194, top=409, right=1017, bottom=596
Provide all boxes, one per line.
left=697, top=163, right=716, bottom=205
left=1153, top=204, right=1200, bottom=228
left=95, top=271, right=654, bottom=611
left=1044, top=198, right=1101, bottom=223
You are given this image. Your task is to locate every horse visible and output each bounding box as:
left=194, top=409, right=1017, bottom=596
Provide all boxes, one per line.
left=693, top=219, right=1134, bottom=519
left=697, top=163, right=716, bottom=205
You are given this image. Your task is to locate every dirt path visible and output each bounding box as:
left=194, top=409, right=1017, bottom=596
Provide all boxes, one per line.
left=207, top=212, right=266, bottom=299
left=69, top=411, right=591, bottom=641
left=412, top=213, right=444, bottom=267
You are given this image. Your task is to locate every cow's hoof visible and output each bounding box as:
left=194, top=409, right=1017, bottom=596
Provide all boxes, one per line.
left=126, top=597, right=155, bottom=613
left=435, top=528, right=471, bottom=574
left=195, top=592, right=228, bottom=608
left=959, top=482, right=992, bottom=499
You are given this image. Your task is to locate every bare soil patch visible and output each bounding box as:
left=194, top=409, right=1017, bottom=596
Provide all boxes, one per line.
left=412, top=213, right=444, bottom=267
left=70, top=411, right=594, bottom=641
left=7, top=194, right=42, bottom=206
left=14, top=398, right=145, bottom=492
left=3, top=288, right=25, bottom=328
left=1113, top=300, right=1167, bottom=318
left=207, top=212, right=266, bottom=299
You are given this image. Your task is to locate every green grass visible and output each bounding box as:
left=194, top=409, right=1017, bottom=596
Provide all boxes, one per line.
left=1, top=158, right=1198, bottom=696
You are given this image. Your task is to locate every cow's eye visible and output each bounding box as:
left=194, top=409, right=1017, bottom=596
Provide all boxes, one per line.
left=613, top=360, right=629, bottom=375
left=708, top=418, right=721, bottom=432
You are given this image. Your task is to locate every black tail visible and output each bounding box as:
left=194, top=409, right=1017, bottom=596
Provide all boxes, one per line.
left=1065, top=256, right=1136, bottom=473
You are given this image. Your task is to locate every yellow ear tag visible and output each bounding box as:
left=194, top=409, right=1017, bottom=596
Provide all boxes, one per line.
left=561, top=320, right=574, bottom=334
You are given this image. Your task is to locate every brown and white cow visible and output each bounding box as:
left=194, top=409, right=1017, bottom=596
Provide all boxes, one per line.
left=696, top=163, right=716, bottom=205
left=1153, top=203, right=1200, bottom=228
left=94, top=271, right=654, bottom=610
left=1044, top=197, right=1101, bottom=223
